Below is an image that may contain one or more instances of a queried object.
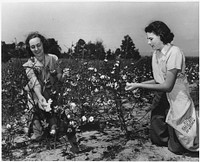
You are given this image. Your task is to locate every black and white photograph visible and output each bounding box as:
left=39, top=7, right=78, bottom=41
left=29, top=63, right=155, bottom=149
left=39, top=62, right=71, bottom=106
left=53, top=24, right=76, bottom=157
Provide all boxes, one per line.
left=1, top=0, right=199, bottom=161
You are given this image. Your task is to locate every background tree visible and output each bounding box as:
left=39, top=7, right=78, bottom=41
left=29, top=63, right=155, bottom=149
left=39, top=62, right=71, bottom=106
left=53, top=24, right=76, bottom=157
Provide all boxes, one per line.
left=106, top=49, right=115, bottom=60
left=85, top=41, right=96, bottom=60
left=1, top=41, right=15, bottom=62
left=16, top=42, right=28, bottom=58
left=94, top=40, right=106, bottom=60
left=74, top=39, right=87, bottom=59
left=74, top=39, right=106, bottom=60
left=47, top=38, right=62, bottom=58
left=115, top=48, right=121, bottom=59
left=120, top=35, right=141, bottom=60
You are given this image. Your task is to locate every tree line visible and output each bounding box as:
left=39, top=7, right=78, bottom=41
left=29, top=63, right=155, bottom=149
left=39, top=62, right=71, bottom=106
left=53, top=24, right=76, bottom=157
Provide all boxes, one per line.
left=2, top=35, right=141, bottom=62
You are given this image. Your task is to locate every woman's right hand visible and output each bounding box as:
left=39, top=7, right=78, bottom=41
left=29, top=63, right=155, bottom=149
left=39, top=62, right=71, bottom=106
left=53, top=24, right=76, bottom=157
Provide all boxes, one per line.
left=38, top=95, right=52, bottom=112
left=38, top=95, right=47, bottom=110
left=125, top=82, right=140, bottom=91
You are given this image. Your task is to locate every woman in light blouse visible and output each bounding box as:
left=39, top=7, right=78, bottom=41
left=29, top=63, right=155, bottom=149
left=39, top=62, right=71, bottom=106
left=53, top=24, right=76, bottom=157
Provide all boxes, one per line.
left=125, top=21, right=199, bottom=154
left=23, top=32, right=63, bottom=141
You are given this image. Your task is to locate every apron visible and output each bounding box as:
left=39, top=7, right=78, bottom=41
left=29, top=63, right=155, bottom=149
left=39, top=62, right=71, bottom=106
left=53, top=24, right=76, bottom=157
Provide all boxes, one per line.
left=166, top=77, right=199, bottom=151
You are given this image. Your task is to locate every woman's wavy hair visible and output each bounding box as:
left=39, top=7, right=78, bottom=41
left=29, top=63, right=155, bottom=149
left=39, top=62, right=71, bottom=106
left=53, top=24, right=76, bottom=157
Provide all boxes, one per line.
left=25, top=31, right=49, bottom=57
left=145, top=21, right=174, bottom=44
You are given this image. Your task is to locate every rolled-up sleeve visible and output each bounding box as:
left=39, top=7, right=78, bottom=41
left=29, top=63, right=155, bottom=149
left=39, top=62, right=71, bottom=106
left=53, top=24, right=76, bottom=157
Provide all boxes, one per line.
left=50, top=54, right=62, bottom=75
left=26, top=68, right=40, bottom=90
left=23, top=61, right=41, bottom=91
left=167, top=48, right=183, bottom=71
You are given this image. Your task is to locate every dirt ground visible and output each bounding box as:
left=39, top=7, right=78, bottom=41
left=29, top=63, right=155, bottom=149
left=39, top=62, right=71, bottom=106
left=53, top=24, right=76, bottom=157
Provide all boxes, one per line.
left=6, top=105, right=199, bottom=161
left=19, top=130, right=199, bottom=161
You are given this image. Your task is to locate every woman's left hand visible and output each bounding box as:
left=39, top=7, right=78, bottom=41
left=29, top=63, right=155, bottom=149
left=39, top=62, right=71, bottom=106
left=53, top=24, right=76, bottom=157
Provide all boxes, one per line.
left=125, top=82, right=139, bottom=91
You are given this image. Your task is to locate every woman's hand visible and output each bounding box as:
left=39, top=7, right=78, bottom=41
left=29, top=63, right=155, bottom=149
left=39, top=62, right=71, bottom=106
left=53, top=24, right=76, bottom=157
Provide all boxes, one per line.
left=38, top=95, right=48, bottom=110
left=125, top=82, right=139, bottom=91
left=38, top=95, right=52, bottom=112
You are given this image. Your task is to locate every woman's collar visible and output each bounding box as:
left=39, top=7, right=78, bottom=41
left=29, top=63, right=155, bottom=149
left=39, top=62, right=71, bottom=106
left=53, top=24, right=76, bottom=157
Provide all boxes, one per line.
left=161, top=43, right=172, bottom=55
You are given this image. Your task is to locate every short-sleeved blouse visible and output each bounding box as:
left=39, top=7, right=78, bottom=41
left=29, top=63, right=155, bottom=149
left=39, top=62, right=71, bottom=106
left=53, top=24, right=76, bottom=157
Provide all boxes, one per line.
left=152, top=43, right=186, bottom=84
left=23, top=54, right=61, bottom=110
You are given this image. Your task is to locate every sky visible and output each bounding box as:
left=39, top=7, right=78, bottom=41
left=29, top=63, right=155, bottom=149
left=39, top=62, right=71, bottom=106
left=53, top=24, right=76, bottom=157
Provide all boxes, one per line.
left=1, top=1, right=199, bottom=56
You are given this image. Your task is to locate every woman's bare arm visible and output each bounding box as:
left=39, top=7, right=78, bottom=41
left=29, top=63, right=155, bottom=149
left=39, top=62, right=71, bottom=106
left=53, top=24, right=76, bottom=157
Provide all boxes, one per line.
left=126, top=69, right=178, bottom=92
left=141, top=79, right=156, bottom=84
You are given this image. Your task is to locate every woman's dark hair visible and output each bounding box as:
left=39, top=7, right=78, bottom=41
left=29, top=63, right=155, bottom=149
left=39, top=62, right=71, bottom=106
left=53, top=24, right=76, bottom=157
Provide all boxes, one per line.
left=25, top=31, right=49, bottom=57
left=145, top=21, right=174, bottom=44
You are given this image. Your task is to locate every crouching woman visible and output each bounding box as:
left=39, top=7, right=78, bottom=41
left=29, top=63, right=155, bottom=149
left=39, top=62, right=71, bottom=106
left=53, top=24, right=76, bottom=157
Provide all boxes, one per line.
left=125, top=21, right=199, bottom=154
left=23, top=32, right=63, bottom=141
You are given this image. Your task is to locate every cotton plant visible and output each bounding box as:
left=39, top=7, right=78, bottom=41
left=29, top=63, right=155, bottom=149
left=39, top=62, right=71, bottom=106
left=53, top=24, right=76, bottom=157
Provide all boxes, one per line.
left=93, top=57, right=148, bottom=136
left=6, top=124, right=11, bottom=129
left=44, top=99, right=53, bottom=112
left=38, top=98, right=53, bottom=112
left=88, top=116, right=94, bottom=122
left=82, top=116, right=87, bottom=122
